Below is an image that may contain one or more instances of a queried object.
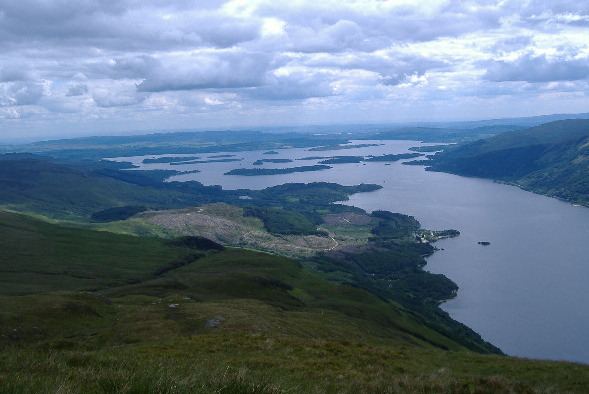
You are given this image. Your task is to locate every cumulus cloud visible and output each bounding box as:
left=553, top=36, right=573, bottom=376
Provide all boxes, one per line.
left=286, top=19, right=368, bottom=53
left=105, top=56, right=161, bottom=80
left=0, top=0, right=261, bottom=53
left=0, top=64, right=39, bottom=82
left=490, top=36, right=535, bottom=54
left=0, top=82, right=45, bottom=106
left=92, top=83, right=147, bottom=107
left=247, top=68, right=337, bottom=100
left=484, top=53, right=589, bottom=82
left=41, top=94, right=93, bottom=114
left=66, top=83, right=89, bottom=97
left=247, top=0, right=506, bottom=45
left=137, top=51, right=274, bottom=92
left=1, top=0, right=589, bottom=139
left=298, top=51, right=447, bottom=87
left=519, top=1, right=589, bottom=20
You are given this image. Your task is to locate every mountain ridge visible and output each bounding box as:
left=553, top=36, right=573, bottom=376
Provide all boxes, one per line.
left=427, top=119, right=589, bottom=205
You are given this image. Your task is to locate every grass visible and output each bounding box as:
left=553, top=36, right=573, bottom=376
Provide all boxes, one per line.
left=0, top=210, right=466, bottom=353
left=1, top=210, right=589, bottom=392
left=1, top=289, right=588, bottom=392
left=1, top=333, right=588, bottom=393
left=0, top=211, right=199, bottom=295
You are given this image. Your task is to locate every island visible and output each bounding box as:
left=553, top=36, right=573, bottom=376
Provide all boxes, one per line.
left=143, top=156, right=201, bottom=164
left=319, top=156, right=365, bottom=164
left=308, top=143, right=381, bottom=151
left=364, top=153, right=423, bottom=162
left=170, top=158, right=243, bottom=165
left=252, top=158, right=294, bottom=165
left=224, top=164, right=332, bottom=176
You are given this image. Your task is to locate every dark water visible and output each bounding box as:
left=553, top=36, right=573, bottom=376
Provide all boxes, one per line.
left=112, top=140, right=589, bottom=364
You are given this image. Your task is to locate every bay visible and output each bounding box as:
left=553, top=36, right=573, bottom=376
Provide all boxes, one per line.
left=113, top=140, right=589, bottom=364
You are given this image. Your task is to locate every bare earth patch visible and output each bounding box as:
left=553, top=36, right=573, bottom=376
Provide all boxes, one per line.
left=141, top=204, right=342, bottom=257
left=322, top=212, right=374, bottom=226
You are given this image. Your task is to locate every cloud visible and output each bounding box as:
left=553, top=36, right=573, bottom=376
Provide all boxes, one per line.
left=297, top=50, right=447, bottom=87
left=484, top=53, right=589, bottom=83
left=0, top=82, right=45, bottom=106
left=66, top=83, right=89, bottom=97
left=247, top=0, right=506, bottom=46
left=0, top=0, right=261, bottom=52
left=247, top=69, right=337, bottom=100
left=163, top=10, right=262, bottom=48
left=1, top=0, right=589, bottom=140
left=285, top=19, right=369, bottom=53
left=0, top=64, right=39, bottom=82
left=137, top=51, right=274, bottom=92
left=490, top=36, right=535, bottom=54
left=40, top=94, right=93, bottom=114
left=520, top=1, right=589, bottom=19
left=104, top=56, right=161, bottom=80
left=92, top=83, right=147, bottom=107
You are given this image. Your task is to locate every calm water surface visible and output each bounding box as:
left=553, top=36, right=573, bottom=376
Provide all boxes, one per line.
left=113, top=140, right=589, bottom=364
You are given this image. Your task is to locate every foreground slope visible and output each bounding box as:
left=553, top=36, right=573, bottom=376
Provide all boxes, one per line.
left=0, top=210, right=469, bottom=352
left=1, top=211, right=588, bottom=393
left=428, top=119, right=589, bottom=205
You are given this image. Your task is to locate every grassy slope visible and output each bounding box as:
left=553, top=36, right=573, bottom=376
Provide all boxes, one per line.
left=1, top=210, right=588, bottom=392
left=0, top=210, right=460, bottom=350
left=0, top=211, right=196, bottom=295
left=2, top=295, right=588, bottom=393
left=428, top=119, right=589, bottom=205
left=119, top=203, right=499, bottom=355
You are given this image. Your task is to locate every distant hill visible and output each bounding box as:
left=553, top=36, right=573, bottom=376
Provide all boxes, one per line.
left=0, top=154, right=380, bottom=222
left=359, top=125, right=525, bottom=143
left=427, top=119, right=589, bottom=205
left=0, top=155, right=224, bottom=220
left=422, top=112, right=589, bottom=129
left=0, top=129, right=350, bottom=161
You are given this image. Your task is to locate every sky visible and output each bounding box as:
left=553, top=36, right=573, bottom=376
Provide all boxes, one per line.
left=1, top=0, right=589, bottom=142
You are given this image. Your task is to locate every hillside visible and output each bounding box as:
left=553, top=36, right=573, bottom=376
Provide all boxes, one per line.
left=2, top=210, right=589, bottom=392
left=0, top=155, right=222, bottom=220
left=0, top=210, right=466, bottom=352
left=427, top=119, right=589, bottom=205
left=0, top=154, right=377, bottom=222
